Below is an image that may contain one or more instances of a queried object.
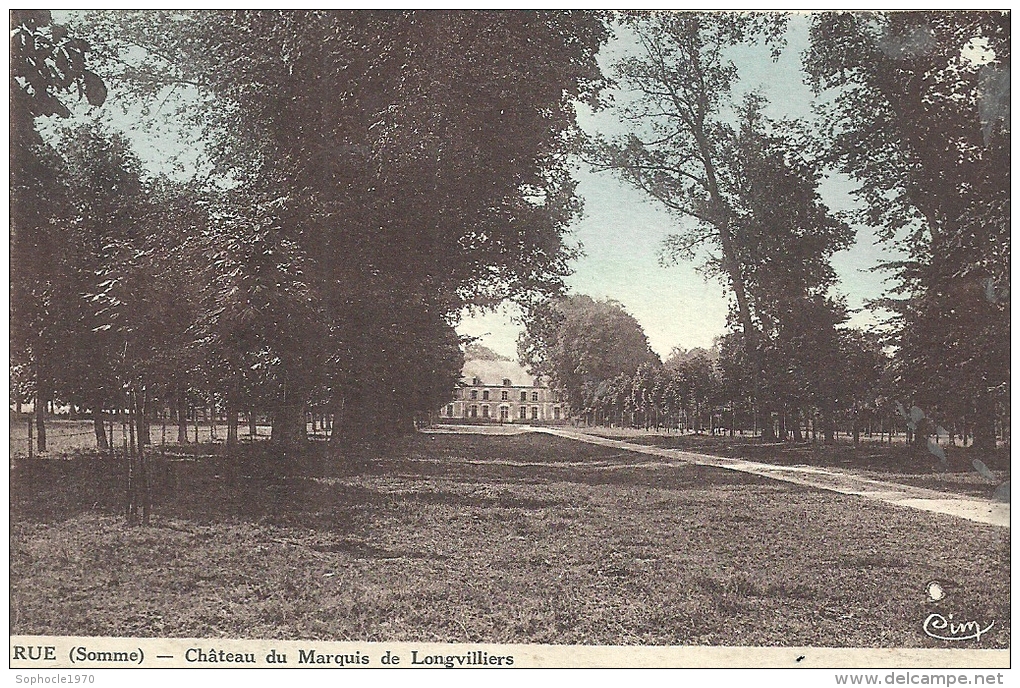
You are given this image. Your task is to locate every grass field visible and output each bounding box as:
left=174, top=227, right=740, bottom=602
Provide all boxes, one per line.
left=10, top=431, right=1010, bottom=646
left=582, top=427, right=1011, bottom=500
left=8, top=416, right=286, bottom=459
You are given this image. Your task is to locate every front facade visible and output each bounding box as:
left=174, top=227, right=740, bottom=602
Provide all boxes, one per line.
left=438, top=359, right=566, bottom=424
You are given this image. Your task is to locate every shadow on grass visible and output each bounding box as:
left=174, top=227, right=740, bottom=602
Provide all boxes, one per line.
left=9, top=432, right=793, bottom=534
left=309, top=539, right=451, bottom=561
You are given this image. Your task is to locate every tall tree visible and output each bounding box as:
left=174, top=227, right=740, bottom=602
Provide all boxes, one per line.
left=52, top=123, right=146, bottom=449
left=519, top=295, right=660, bottom=413
left=11, top=10, right=107, bottom=452
left=590, top=12, right=787, bottom=380
left=595, top=15, right=850, bottom=439
left=721, top=99, right=852, bottom=439
left=804, top=11, right=1010, bottom=452
left=74, top=10, right=609, bottom=445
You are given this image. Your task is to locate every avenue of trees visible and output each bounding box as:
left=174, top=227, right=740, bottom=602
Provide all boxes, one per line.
left=521, top=11, right=1009, bottom=451
left=11, top=10, right=608, bottom=451
left=11, top=11, right=1010, bottom=459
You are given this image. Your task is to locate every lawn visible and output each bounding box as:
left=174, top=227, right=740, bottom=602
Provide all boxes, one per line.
left=8, top=415, right=276, bottom=460
left=581, top=427, right=1011, bottom=500
left=9, top=431, right=1010, bottom=647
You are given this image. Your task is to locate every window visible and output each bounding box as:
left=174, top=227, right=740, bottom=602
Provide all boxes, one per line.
left=520, top=391, right=527, bottom=401
left=553, top=407, right=560, bottom=420
left=532, top=391, right=539, bottom=402
left=503, top=378, right=511, bottom=387
left=501, top=390, right=508, bottom=401
left=499, top=407, right=509, bottom=421
left=554, top=391, right=561, bottom=402
left=482, top=405, right=490, bottom=418
left=470, top=389, right=478, bottom=400
left=531, top=406, right=539, bottom=420
left=446, top=405, right=453, bottom=417
left=519, top=406, right=526, bottom=419
left=472, top=377, right=480, bottom=386
left=482, top=390, right=490, bottom=400
left=470, top=405, right=478, bottom=418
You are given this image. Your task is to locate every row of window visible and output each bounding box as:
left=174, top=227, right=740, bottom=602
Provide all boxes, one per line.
left=444, top=404, right=562, bottom=421
left=468, top=389, right=541, bottom=402
left=471, top=377, right=514, bottom=387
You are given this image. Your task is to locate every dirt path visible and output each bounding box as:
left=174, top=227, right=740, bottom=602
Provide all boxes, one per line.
left=532, top=426, right=1009, bottom=529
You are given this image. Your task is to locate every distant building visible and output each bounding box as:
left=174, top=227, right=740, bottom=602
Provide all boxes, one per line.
left=438, top=359, right=566, bottom=424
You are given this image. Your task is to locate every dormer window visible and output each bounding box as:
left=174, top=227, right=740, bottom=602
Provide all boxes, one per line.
left=472, top=377, right=480, bottom=386
left=503, top=378, right=511, bottom=387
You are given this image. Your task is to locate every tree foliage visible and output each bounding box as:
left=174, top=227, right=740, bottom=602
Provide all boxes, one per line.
left=518, top=295, right=660, bottom=414
left=34, top=10, right=609, bottom=445
left=805, top=11, right=1010, bottom=450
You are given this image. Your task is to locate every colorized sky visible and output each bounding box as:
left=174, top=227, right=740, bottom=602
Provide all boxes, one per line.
left=458, top=14, right=905, bottom=361
left=54, top=11, right=906, bottom=363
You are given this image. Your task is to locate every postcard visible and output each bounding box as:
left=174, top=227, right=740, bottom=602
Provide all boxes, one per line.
left=9, top=9, right=1010, bottom=681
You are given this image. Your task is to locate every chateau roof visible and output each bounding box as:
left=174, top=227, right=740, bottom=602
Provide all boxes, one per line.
left=460, top=359, right=543, bottom=388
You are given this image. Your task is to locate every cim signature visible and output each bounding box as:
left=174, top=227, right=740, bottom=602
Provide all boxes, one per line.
left=923, top=613, right=995, bottom=642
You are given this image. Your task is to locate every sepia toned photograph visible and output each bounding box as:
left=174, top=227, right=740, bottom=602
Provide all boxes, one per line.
left=9, top=9, right=1010, bottom=674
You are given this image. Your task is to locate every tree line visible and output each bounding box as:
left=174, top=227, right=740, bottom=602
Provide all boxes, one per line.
left=11, top=10, right=1009, bottom=459
left=520, top=12, right=1009, bottom=454
left=10, top=10, right=608, bottom=451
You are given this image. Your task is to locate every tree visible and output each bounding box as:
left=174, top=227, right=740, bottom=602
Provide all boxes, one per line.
left=595, top=18, right=851, bottom=440
left=50, top=123, right=147, bottom=450
left=804, top=11, right=1009, bottom=452
left=72, top=10, right=609, bottom=445
left=590, top=12, right=787, bottom=383
left=10, top=10, right=108, bottom=452
left=463, top=344, right=511, bottom=362
left=719, top=97, right=853, bottom=439
left=519, top=295, right=660, bottom=414
left=666, top=348, right=722, bottom=433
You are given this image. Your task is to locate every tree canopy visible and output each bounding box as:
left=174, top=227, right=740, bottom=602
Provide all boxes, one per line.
left=518, top=295, right=660, bottom=413
left=805, top=11, right=1010, bottom=450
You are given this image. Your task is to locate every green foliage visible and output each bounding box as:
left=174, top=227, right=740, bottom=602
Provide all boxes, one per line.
left=10, top=10, right=107, bottom=121
left=464, top=344, right=511, bottom=362
left=805, top=11, right=1010, bottom=451
left=595, top=16, right=852, bottom=436
left=519, top=295, right=660, bottom=415
left=30, top=11, right=609, bottom=444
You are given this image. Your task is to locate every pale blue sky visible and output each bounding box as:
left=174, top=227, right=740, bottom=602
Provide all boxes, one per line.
left=459, top=14, right=903, bottom=360
left=53, top=11, right=903, bottom=362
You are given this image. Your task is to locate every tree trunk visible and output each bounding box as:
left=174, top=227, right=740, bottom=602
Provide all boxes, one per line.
left=327, top=397, right=346, bottom=447
left=35, top=389, right=47, bottom=453
left=133, top=391, right=151, bottom=525
left=177, top=392, right=189, bottom=444
left=822, top=407, right=835, bottom=445
left=761, top=408, right=776, bottom=441
left=226, top=401, right=238, bottom=447
left=138, top=390, right=150, bottom=445
left=128, top=397, right=137, bottom=458
left=93, top=405, right=109, bottom=450
left=792, top=408, right=803, bottom=442
left=972, top=391, right=996, bottom=453
left=271, top=404, right=307, bottom=448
